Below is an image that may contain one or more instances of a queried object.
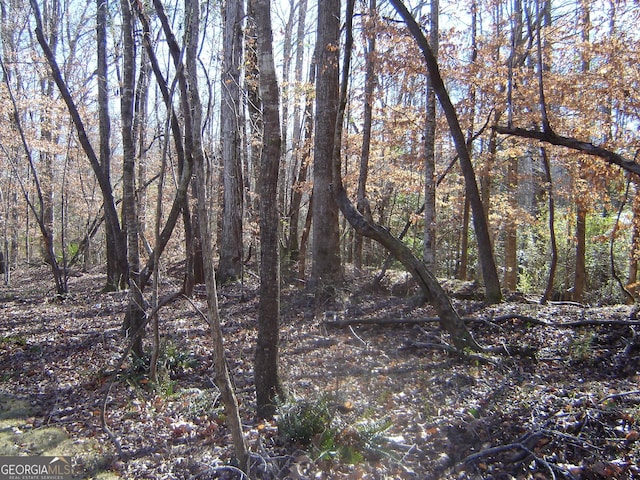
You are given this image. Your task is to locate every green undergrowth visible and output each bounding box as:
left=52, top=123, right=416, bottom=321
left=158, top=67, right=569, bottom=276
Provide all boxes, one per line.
left=277, top=395, right=394, bottom=464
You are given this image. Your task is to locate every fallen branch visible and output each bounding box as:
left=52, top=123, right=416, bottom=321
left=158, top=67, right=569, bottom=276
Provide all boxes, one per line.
left=599, top=390, right=640, bottom=404
left=461, top=431, right=544, bottom=465
left=460, top=431, right=575, bottom=478
left=325, top=313, right=640, bottom=329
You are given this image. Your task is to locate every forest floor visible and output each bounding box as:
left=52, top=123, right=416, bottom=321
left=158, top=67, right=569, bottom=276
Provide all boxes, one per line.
left=1, top=264, right=640, bottom=479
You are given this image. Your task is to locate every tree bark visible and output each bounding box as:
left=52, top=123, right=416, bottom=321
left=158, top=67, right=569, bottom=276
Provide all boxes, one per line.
left=120, top=0, right=144, bottom=358
left=312, top=0, right=343, bottom=298
left=540, top=147, right=558, bottom=304
left=39, top=0, right=58, bottom=270
left=97, top=0, right=122, bottom=291
left=219, top=0, right=245, bottom=284
left=250, top=0, right=284, bottom=419
left=354, top=0, right=376, bottom=271
left=286, top=0, right=309, bottom=267
left=185, top=0, right=248, bottom=467
left=244, top=6, right=261, bottom=216
left=423, top=0, right=438, bottom=271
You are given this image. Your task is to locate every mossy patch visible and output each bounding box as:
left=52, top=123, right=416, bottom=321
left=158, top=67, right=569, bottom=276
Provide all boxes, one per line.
left=0, top=394, right=117, bottom=478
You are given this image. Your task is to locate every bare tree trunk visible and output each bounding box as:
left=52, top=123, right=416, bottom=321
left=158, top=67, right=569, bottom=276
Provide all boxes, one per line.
left=389, top=0, right=502, bottom=303
left=540, top=147, right=558, bottom=303
left=134, top=49, right=151, bottom=249
left=96, top=0, right=122, bottom=291
left=245, top=6, right=261, bottom=217
left=186, top=0, right=248, bottom=465
left=219, top=0, right=245, bottom=284
left=503, top=0, right=523, bottom=291
left=120, top=0, right=144, bottom=358
left=288, top=52, right=314, bottom=267
left=456, top=0, right=477, bottom=282
left=458, top=196, right=470, bottom=280
left=312, top=0, right=343, bottom=299
left=504, top=156, right=518, bottom=290
left=278, top=0, right=295, bottom=214
left=573, top=0, right=590, bottom=303
left=423, top=0, right=438, bottom=270
left=298, top=196, right=312, bottom=279
left=250, top=0, right=284, bottom=419
left=354, top=0, right=376, bottom=271
left=39, top=0, right=59, bottom=268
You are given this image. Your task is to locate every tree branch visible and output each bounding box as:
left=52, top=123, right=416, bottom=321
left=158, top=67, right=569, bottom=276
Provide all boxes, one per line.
left=494, top=125, right=640, bottom=176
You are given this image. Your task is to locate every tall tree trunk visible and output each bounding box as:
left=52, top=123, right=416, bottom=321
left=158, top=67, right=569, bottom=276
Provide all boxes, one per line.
left=540, top=147, right=558, bottom=303
left=503, top=0, right=523, bottom=291
left=120, top=0, right=144, bottom=358
left=312, top=0, right=343, bottom=299
left=185, top=0, right=248, bottom=466
left=286, top=0, right=309, bottom=266
left=503, top=157, right=518, bottom=290
left=458, top=0, right=477, bottom=282
left=40, top=0, right=58, bottom=268
left=97, top=0, right=121, bottom=292
left=251, top=0, right=284, bottom=419
left=423, top=0, right=438, bottom=270
left=458, top=196, right=470, bottom=279
left=287, top=49, right=314, bottom=268
left=278, top=0, right=295, bottom=214
left=245, top=6, right=261, bottom=217
left=219, top=0, right=245, bottom=284
left=573, top=0, right=590, bottom=302
left=134, top=48, right=151, bottom=249
left=354, top=0, right=376, bottom=271
left=390, top=0, right=502, bottom=303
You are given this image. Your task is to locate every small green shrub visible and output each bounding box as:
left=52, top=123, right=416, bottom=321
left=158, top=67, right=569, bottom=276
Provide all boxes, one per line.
left=159, top=340, right=196, bottom=372
left=278, top=397, right=394, bottom=464
left=0, top=335, right=26, bottom=347
left=569, top=330, right=595, bottom=361
left=278, top=398, right=332, bottom=445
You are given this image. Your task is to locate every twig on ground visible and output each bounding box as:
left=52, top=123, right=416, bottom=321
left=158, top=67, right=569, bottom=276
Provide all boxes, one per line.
left=460, top=431, right=576, bottom=479
left=348, top=325, right=369, bottom=348
left=100, top=379, right=123, bottom=459
left=599, top=390, right=640, bottom=403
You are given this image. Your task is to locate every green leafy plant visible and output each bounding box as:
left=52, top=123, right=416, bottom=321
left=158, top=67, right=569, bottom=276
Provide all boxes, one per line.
left=278, top=397, right=394, bottom=464
left=0, top=335, right=26, bottom=347
left=278, top=397, right=332, bottom=446
left=569, top=330, right=595, bottom=361
left=185, top=388, right=221, bottom=418
left=158, top=340, right=196, bottom=372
